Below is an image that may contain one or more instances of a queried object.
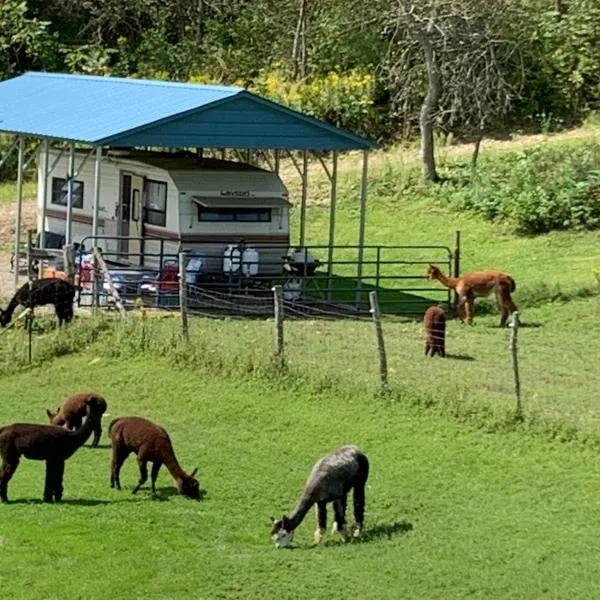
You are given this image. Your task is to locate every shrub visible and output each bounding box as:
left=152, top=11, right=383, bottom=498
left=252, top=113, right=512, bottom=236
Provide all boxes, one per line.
left=434, top=142, right=600, bottom=234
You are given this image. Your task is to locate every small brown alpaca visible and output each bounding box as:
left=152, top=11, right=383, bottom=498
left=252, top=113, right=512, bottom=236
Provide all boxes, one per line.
left=423, top=305, right=446, bottom=357
left=46, top=392, right=107, bottom=448
left=108, top=416, right=200, bottom=499
left=426, top=264, right=517, bottom=327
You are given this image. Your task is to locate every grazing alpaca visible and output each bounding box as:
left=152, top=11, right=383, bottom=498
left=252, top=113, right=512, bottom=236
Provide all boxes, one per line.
left=0, top=401, right=102, bottom=503
left=424, top=305, right=446, bottom=357
left=108, top=416, right=200, bottom=499
left=271, top=445, right=369, bottom=549
left=46, top=392, right=107, bottom=448
left=426, top=264, right=517, bottom=327
left=0, top=278, right=76, bottom=327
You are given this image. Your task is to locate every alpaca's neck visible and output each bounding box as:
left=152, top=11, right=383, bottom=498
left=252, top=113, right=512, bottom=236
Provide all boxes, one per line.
left=65, top=412, right=95, bottom=453
left=2, top=293, right=21, bottom=322
left=164, top=450, right=187, bottom=482
left=433, top=271, right=458, bottom=289
left=287, top=492, right=315, bottom=531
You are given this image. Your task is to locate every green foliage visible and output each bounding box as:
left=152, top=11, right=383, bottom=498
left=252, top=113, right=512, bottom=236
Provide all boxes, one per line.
left=432, top=142, right=600, bottom=234
left=250, top=66, right=381, bottom=138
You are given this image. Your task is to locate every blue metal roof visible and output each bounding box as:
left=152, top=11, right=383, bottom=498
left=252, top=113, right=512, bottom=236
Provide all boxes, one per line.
left=0, top=72, right=376, bottom=150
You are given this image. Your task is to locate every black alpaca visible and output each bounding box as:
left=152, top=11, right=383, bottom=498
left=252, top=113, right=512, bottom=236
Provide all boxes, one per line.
left=271, top=445, right=370, bottom=548
left=0, top=278, right=76, bottom=327
left=0, top=402, right=101, bottom=503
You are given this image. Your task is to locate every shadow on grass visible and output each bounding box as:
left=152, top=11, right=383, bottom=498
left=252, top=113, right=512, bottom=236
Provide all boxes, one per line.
left=88, top=443, right=111, bottom=450
left=286, top=520, right=413, bottom=550
left=148, top=486, right=208, bottom=501
left=7, top=498, right=113, bottom=506
left=445, top=353, right=475, bottom=361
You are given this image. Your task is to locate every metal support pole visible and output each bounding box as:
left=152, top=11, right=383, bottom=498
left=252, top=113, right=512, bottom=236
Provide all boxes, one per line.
left=272, top=284, right=284, bottom=364
left=355, top=151, right=369, bottom=308
left=92, top=147, right=102, bottom=244
left=65, top=142, right=75, bottom=245
left=179, top=251, right=189, bottom=343
left=13, top=136, right=25, bottom=289
left=39, top=141, right=50, bottom=254
left=299, top=150, right=308, bottom=247
left=509, top=311, right=522, bottom=417
left=327, top=151, right=338, bottom=301
left=453, top=230, right=461, bottom=313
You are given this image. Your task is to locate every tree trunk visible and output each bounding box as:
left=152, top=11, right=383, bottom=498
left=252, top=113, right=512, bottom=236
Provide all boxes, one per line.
left=292, top=0, right=307, bottom=80
left=418, top=32, right=442, bottom=183
left=471, top=134, right=483, bottom=173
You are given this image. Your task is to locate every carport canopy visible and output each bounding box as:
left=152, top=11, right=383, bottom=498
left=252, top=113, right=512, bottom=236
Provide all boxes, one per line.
left=0, top=71, right=377, bottom=293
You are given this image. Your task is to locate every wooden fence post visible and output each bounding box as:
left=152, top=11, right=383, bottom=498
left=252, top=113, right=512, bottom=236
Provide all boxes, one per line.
left=178, top=251, right=189, bottom=343
left=369, top=291, right=388, bottom=392
left=509, top=311, right=522, bottom=417
left=62, top=244, right=76, bottom=284
left=94, top=248, right=126, bottom=316
left=272, top=285, right=284, bottom=362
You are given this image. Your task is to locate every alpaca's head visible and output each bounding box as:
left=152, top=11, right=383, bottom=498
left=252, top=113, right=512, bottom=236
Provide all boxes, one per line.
left=177, top=468, right=201, bottom=499
left=426, top=264, right=441, bottom=280
left=46, top=407, right=61, bottom=425
left=0, top=309, right=10, bottom=328
left=271, top=516, right=294, bottom=549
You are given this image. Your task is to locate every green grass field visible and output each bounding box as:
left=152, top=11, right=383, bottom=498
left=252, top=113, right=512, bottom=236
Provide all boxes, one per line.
left=1, top=128, right=600, bottom=598
left=2, top=352, right=600, bottom=600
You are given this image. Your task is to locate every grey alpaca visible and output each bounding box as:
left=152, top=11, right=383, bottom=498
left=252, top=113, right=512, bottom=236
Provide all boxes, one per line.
left=271, top=445, right=369, bottom=548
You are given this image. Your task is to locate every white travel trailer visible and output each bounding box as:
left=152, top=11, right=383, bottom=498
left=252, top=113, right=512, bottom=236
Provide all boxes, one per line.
left=37, top=149, right=291, bottom=273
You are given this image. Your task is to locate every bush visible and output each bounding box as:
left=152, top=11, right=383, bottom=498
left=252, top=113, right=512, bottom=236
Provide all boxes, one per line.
left=434, top=142, right=600, bottom=234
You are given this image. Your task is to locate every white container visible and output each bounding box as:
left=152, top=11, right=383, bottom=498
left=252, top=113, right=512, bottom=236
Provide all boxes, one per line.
left=223, top=245, right=242, bottom=274
left=241, top=247, right=259, bottom=277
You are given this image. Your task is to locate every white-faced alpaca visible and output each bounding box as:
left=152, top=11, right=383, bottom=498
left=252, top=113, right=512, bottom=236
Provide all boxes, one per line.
left=108, top=416, right=200, bottom=499
left=424, top=305, right=446, bottom=358
left=271, top=445, right=369, bottom=549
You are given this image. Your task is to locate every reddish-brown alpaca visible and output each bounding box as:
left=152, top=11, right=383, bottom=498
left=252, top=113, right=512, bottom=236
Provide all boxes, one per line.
left=426, top=264, right=517, bottom=327
left=423, top=305, right=446, bottom=357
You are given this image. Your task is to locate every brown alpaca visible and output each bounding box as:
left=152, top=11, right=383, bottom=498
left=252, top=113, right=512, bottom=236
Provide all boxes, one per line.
left=0, top=401, right=102, bottom=503
left=426, top=264, right=517, bottom=327
left=46, top=392, right=107, bottom=448
left=423, top=305, right=446, bottom=357
left=108, top=416, right=200, bottom=499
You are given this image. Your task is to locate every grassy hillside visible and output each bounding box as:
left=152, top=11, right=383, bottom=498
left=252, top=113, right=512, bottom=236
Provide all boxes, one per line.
left=1, top=352, right=600, bottom=599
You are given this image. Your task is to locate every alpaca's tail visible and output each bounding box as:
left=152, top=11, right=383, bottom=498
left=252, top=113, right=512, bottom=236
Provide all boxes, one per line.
left=508, top=277, right=516, bottom=293
left=107, top=417, right=123, bottom=439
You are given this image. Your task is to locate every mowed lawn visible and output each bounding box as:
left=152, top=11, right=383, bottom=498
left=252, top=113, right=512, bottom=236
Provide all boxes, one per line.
left=0, top=353, right=600, bottom=599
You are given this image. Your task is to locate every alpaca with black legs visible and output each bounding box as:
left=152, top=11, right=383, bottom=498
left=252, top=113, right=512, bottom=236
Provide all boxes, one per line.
left=108, top=416, right=200, bottom=499
left=271, top=445, right=369, bottom=548
left=0, top=401, right=102, bottom=503
left=46, top=392, right=107, bottom=448
left=0, top=278, right=76, bottom=327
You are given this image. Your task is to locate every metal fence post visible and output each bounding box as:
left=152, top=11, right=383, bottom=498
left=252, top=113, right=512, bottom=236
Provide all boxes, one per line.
left=26, top=229, right=33, bottom=363
left=179, top=251, right=189, bottom=343
left=509, top=311, right=522, bottom=417
left=369, top=291, right=388, bottom=393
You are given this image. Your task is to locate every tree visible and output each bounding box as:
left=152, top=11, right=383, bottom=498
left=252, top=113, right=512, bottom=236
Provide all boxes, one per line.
left=382, top=0, right=525, bottom=181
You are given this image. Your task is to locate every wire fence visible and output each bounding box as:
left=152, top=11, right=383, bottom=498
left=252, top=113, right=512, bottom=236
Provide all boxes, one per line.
left=1, top=247, right=600, bottom=438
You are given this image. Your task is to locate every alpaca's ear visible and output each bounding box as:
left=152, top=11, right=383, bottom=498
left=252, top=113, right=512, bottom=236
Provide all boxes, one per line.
left=190, top=467, right=198, bottom=477
left=46, top=409, right=53, bottom=419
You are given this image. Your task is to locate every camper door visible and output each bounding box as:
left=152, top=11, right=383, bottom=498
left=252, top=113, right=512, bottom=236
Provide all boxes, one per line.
left=118, top=173, right=143, bottom=264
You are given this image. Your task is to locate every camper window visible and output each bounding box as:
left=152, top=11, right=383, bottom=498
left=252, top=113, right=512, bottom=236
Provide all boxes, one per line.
left=51, top=177, right=84, bottom=208
left=197, top=207, right=271, bottom=222
left=144, top=179, right=167, bottom=227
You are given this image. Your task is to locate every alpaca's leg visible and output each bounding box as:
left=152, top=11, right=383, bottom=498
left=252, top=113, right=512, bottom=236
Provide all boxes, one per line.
left=353, top=482, right=367, bottom=537
left=52, top=460, right=65, bottom=502
left=314, top=502, right=327, bottom=543
left=425, top=341, right=431, bottom=356
left=150, top=461, right=162, bottom=494
left=110, top=444, right=130, bottom=490
left=332, top=496, right=350, bottom=541
left=0, top=456, right=20, bottom=503
left=457, top=297, right=467, bottom=323
left=43, top=461, right=56, bottom=503
left=132, top=457, right=149, bottom=494
left=91, top=422, right=102, bottom=448
left=464, top=295, right=475, bottom=325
